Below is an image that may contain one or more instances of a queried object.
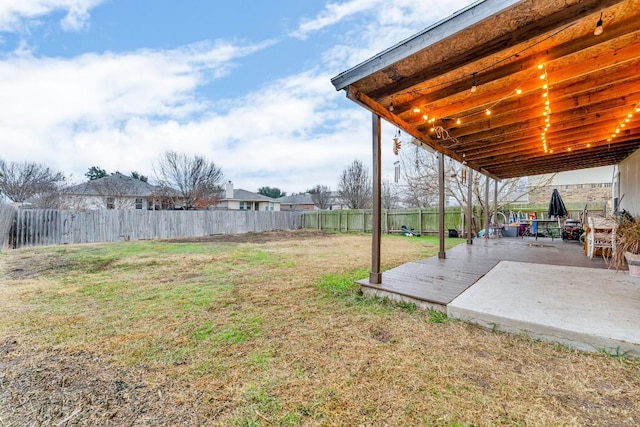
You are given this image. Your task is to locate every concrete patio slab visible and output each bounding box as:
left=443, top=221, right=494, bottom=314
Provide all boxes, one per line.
left=448, top=261, right=640, bottom=356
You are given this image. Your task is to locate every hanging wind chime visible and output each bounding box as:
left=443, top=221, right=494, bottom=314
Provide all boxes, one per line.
left=392, top=129, right=401, bottom=183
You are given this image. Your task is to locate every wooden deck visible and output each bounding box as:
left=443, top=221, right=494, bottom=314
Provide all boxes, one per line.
left=358, top=237, right=609, bottom=309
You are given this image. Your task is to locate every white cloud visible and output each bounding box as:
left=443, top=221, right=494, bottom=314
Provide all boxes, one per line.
left=0, top=38, right=281, bottom=180
left=0, top=38, right=365, bottom=193
left=0, top=39, right=273, bottom=128
left=305, top=0, right=477, bottom=69
left=291, top=0, right=382, bottom=40
left=0, top=0, right=478, bottom=194
left=0, top=0, right=104, bottom=32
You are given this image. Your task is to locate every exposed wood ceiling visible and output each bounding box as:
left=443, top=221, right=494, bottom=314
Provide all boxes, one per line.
left=331, top=0, right=640, bottom=180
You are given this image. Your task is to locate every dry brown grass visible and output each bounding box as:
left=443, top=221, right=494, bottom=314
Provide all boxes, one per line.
left=1, top=230, right=639, bottom=426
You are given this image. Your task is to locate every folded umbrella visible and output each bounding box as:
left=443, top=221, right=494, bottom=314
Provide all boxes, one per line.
left=547, top=188, right=568, bottom=218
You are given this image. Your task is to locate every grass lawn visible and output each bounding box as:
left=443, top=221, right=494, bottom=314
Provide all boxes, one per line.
left=1, top=229, right=638, bottom=426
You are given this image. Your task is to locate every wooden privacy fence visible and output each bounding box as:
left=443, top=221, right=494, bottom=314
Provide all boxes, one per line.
left=301, top=209, right=463, bottom=235
left=301, top=207, right=606, bottom=235
left=7, top=209, right=302, bottom=249
left=0, top=202, right=17, bottom=249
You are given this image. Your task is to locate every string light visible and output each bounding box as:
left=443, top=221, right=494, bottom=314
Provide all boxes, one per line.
left=388, top=21, right=576, bottom=100
left=592, top=102, right=638, bottom=149
left=594, top=12, right=604, bottom=36
left=539, top=64, right=552, bottom=153
left=404, top=61, right=637, bottom=156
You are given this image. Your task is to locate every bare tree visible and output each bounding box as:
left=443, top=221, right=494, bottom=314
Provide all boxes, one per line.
left=309, top=184, right=332, bottom=210
left=382, top=179, right=401, bottom=209
left=154, top=151, right=224, bottom=210
left=338, top=159, right=372, bottom=209
left=0, top=159, right=66, bottom=204
left=399, top=143, right=556, bottom=232
left=400, top=145, right=440, bottom=207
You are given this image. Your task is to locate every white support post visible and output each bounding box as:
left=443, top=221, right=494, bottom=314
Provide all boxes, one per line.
left=370, top=113, right=382, bottom=284
left=438, top=153, right=446, bottom=259
left=484, top=175, right=490, bottom=239
left=467, top=168, right=473, bottom=244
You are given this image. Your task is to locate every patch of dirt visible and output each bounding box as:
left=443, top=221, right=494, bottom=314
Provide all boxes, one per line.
left=0, top=337, right=203, bottom=426
left=3, top=251, right=77, bottom=280
left=166, top=229, right=336, bottom=244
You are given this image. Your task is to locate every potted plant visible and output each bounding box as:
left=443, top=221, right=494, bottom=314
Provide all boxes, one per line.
left=609, top=212, right=640, bottom=277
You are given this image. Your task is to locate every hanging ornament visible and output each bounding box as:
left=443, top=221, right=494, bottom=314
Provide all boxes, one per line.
left=392, top=129, right=401, bottom=155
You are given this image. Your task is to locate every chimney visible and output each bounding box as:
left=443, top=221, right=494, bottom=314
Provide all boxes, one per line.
left=226, top=181, right=234, bottom=199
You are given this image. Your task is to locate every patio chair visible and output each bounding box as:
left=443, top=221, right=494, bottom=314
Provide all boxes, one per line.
left=586, top=217, right=616, bottom=259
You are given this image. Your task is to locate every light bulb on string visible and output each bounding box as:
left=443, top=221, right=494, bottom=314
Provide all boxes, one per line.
left=594, top=12, right=603, bottom=36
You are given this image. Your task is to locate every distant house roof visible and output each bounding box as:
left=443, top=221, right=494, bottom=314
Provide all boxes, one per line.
left=65, top=173, right=159, bottom=197
left=277, top=193, right=314, bottom=205
left=222, top=189, right=278, bottom=203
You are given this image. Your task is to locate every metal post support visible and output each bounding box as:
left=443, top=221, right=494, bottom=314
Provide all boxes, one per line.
left=484, top=175, right=490, bottom=239
left=467, top=167, right=473, bottom=245
left=438, top=153, right=446, bottom=259
left=370, top=113, right=382, bottom=284
left=493, top=179, right=498, bottom=224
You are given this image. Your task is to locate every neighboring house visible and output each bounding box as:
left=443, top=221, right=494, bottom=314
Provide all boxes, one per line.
left=63, top=173, right=170, bottom=210
left=528, top=167, right=614, bottom=206
left=277, top=191, right=349, bottom=211
left=277, top=193, right=316, bottom=211
left=216, top=182, right=280, bottom=211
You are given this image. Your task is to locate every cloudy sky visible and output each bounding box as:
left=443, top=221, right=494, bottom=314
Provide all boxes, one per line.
left=0, top=0, right=482, bottom=193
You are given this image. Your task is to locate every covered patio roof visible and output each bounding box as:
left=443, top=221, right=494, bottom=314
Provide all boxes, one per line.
left=331, top=0, right=640, bottom=180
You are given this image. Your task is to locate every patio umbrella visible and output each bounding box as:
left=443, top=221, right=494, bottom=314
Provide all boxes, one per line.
left=547, top=188, right=568, bottom=219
